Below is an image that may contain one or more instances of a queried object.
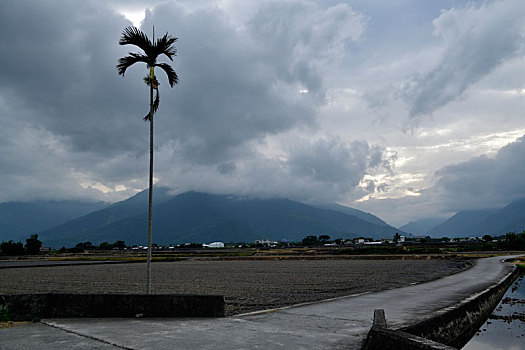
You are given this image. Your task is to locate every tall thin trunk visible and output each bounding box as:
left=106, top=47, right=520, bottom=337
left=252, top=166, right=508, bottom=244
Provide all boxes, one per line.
left=146, top=80, right=154, bottom=294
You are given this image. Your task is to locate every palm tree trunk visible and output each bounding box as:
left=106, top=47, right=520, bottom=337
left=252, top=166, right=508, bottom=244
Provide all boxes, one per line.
left=146, top=81, right=154, bottom=294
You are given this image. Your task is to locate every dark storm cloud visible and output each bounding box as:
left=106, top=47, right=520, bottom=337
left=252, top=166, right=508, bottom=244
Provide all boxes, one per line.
left=284, top=138, right=392, bottom=202
left=0, top=0, right=150, bottom=201
left=0, top=0, right=370, bottom=202
left=217, top=161, right=236, bottom=175
left=401, top=0, right=525, bottom=117
left=145, top=2, right=315, bottom=163
left=0, top=0, right=154, bottom=156
left=157, top=135, right=390, bottom=205
left=289, top=138, right=381, bottom=185
left=142, top=1, right=365, bottom=164
left=433, top=135, right=525, bottom=209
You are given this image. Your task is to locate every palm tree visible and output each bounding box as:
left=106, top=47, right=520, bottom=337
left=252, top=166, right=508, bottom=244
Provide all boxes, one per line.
left=117, top=26, right=178, bottom=294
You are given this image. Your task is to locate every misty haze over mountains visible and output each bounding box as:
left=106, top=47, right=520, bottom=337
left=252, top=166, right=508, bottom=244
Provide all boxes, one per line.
left=0, top=201, right=108, bottom=242
left=400, top=198, right=525, bottom=237
left=1, top=189, right=524, bottom=247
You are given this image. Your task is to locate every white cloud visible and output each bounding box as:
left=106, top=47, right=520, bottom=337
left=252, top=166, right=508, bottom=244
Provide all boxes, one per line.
left=401, top=0, right=525, bottom=116
left=355, top=134, right=525, bottom=226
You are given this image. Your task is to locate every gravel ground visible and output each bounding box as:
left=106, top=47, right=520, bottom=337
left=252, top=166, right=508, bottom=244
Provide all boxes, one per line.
left=0, top=259, right=469, bottom=316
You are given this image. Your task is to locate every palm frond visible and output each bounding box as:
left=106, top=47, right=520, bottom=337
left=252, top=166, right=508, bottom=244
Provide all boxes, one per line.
left=143, top=91, right=159, bottom=121
left=118, top=26, right=178, bottom=122
left=155, top=62, right=179, bottom=87
left=154, top=33, right=178, bottom=61
left=117, top=52, right=150, bottom=76
left=153, top=90, right=160, bottom=114
left=119, top=26, right=154, bottom=56
left=143, top=76, right=159, bottom=88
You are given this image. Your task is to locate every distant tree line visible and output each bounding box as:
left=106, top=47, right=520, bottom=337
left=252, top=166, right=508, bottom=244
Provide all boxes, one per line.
left=0, top=234, right=42, bottom=256
left=497, top=232, right=525, bottom=250
left=2, top=231, right=524, bottom=256
left=0, top=236, right=128, bottom=256
left=301, top=235, right=346, bottom=246
left=59, top=240, right=127, bottom=253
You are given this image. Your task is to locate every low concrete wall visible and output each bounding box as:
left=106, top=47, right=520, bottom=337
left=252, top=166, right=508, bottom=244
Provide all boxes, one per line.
left=2, top=293, right=224, bottom=320
left=401, top=264, right=519, bottom=348
left=364, top=309, right=456, bottom=350
left=364, top=260, right=519, bottom=350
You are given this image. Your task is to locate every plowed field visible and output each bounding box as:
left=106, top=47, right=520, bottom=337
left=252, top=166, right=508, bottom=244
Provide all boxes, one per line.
left=0, top=259, right=468, bottom=316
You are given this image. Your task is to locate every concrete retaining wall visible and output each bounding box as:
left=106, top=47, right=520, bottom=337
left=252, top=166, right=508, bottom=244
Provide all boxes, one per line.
left=2, top=293, right=224, bottom=320
left=364, top=261, right=519, bottom=350
left=364, top=309, right=456, bottom=350
left=401, top=264, right=518, bottom=348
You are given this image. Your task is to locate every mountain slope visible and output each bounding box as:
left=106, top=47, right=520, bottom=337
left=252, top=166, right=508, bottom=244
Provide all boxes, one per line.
left=426, top=198, right=525, bottom=237
left=0, top=200, right=108, bottom=242
left=314, top=203, right=390, bottom=227
left=474, top=198, right=525, bottom=235
left=38, top=187, right=173, bottom=246
left=399, top=218, right=446, bottom=236
left=41, top=191, right=403, bottom=247
left=427, top=209, right=498, bottom=237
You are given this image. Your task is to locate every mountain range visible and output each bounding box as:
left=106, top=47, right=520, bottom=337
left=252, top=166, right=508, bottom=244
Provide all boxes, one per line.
left=401, top=198, right=525, bottom=237
left=37, top=190, right=402, bottom=247
left=0, top=200, right=108, bottom=242
left=3, top=190, right=525, bottom=247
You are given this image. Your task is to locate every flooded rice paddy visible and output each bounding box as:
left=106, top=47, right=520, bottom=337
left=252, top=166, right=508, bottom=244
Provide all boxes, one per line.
left=462, top=274, right=525, bottom=350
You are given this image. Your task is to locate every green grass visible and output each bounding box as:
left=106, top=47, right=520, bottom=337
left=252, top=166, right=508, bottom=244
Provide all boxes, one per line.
left=0, top=306, right=13, bottom=322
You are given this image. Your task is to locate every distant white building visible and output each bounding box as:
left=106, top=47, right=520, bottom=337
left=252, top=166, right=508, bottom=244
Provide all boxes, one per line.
left=363, top=241, right=382, bottom=245
left=204, top=242, right=225, bottom=248
left=255, top=239, right=279, bottom=247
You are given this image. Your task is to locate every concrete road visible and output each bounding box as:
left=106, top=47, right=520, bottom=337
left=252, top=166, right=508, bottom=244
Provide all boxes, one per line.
left=0, top=255, right=520, bottom=350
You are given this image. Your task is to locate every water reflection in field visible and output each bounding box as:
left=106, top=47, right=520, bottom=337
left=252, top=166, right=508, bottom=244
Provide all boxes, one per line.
left=462, top=274, right=525, bottom=350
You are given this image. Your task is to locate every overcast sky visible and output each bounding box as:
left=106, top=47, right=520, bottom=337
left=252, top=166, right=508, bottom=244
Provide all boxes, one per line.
left=1, top=0, right=524, bottom=227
